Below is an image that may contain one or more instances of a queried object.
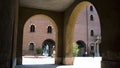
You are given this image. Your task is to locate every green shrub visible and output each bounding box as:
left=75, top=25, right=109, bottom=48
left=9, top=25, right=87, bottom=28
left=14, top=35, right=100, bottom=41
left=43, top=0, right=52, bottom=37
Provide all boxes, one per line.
left=72, top=43, right=79, bottom=57
left=90, top=50, right=94, bottom=56
left=36, top=48, right=42, bottom=55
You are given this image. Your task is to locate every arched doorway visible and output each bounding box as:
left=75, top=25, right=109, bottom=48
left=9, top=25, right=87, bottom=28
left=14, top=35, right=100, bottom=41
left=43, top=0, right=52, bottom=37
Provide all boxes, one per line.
left=64, top=1, right=101, bottom=64
left=42, top=39, right=55, bottom=56
left=76, top=40, right=86, bottom=56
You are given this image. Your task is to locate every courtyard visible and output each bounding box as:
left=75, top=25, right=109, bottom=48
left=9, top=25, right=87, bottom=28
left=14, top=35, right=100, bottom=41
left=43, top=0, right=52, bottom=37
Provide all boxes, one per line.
left=16, top=56, right=102, bottom=68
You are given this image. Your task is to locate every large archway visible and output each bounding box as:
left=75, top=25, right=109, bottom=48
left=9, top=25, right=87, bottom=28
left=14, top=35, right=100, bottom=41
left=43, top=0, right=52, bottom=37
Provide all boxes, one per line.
left=64, top=1, right=101, bottom=64
left=22, top=14, right=58, bottom=65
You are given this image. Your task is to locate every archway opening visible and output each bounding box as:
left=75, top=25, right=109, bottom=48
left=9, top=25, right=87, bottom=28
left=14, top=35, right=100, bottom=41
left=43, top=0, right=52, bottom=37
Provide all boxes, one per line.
left=64, top=1, right=102, bottom=67
left=76, top=40, right=86, bottom=57
left=22, top=14, right=58, bottom=65
left=42, top=39, right=55, bottom=56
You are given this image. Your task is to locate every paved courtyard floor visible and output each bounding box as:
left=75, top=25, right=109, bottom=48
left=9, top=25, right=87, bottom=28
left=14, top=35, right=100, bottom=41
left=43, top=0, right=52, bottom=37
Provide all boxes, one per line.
left=16, top=56, right=102, bottom=68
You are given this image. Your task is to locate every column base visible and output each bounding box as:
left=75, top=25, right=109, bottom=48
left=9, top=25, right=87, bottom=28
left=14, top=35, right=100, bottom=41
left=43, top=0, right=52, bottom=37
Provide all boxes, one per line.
left=16, top=57, right=22, bottom=65
left=101, top=61, right=120, bottom=68
left=55, top=57, right=63, bottom=65
left=63, top=57, right=74, bottom=65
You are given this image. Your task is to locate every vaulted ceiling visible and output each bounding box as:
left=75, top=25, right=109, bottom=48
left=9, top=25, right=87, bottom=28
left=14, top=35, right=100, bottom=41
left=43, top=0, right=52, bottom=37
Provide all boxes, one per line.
left=20, top=0, right=75, bottom=12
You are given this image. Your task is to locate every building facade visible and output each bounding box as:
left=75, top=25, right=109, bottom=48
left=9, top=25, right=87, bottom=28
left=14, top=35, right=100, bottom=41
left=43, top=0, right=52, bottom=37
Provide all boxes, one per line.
left=73, top=4, right=101, bottom=56
left=23, top=4, right=101, bottom=56
left=0, top=0, right=120, bottom=68
left=22, top=15, right=57, bottom=56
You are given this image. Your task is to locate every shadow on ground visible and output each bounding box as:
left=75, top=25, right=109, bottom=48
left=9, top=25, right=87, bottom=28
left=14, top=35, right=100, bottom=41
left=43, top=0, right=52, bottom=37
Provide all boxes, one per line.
left=16, top=64, right=59, bottom=68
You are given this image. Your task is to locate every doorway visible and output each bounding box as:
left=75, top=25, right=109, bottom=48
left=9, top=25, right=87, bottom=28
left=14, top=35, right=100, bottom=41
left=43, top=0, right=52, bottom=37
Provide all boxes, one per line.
left=42, top=39, right=55, bottom=56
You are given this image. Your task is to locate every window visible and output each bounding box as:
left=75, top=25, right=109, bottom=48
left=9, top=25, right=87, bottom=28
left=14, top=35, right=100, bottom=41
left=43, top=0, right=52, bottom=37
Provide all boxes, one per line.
left=30, top=25, right=35, bottom=32
left=90, top=15, right=94, bottom=21
left=91, top=30, right=94, bottom=36
left=90, top=6, right=93, bottom=11
left=29, top=43, right=34, bottom=51
left=91, top=46, right=94, bottom=50
left=47, top=26, right=52, bottom=33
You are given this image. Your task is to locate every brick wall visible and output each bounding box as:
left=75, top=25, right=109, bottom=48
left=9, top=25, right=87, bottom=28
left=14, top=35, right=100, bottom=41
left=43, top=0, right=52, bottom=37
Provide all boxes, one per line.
left=22, top=15, right=56, bottom=55
left=73, top=4, right=101, bottom=53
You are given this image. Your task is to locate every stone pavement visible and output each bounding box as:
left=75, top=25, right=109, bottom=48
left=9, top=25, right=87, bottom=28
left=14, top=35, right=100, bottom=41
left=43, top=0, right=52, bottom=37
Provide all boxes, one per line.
left=16, top=56, right=101, bottom=68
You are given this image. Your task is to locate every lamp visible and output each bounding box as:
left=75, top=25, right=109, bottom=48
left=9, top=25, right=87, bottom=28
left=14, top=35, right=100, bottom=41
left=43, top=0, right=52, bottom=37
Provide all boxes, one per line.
left=95, top=35, right=101, bottom=44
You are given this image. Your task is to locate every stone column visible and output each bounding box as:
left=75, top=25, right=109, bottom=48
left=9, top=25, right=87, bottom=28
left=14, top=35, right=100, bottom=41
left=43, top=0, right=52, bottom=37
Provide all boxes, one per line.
left=63, top=23, right=74, bottom=65
left=94, top=45, right=96, bottom=56
left=0, top=0, right=18, bottom=68
left=94, top=44, right=100, bottom=57
left=55, top=21, right=64, bottom=65
left=96, top=44, right=100, bottom=56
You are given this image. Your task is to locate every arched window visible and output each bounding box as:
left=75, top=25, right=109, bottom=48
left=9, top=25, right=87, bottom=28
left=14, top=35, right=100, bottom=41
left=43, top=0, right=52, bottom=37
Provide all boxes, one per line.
left=30, top=25, right=35, bottom=32
left=90, top=6, right=93, bottom=11
left=29, top=43, right=34, bottom=51
left=47, top=26, right=52, bottom=33
left=91, top=30, right=94, bottom=36
left=90, top=15, right=94, bottom=21
left=90, top=43, right=95, bottom=50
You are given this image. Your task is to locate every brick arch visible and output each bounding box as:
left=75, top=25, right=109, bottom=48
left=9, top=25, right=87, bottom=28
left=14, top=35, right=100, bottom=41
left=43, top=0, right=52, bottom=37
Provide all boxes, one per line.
left=23, top=14, right=58, bottom=33
left=64, top=1, right=101, bottom=64
left=42, top=39, right=55, bottom=46
left=22, top=14, right=58, bottom=63
left=76, top=40, right=86, bottom=48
